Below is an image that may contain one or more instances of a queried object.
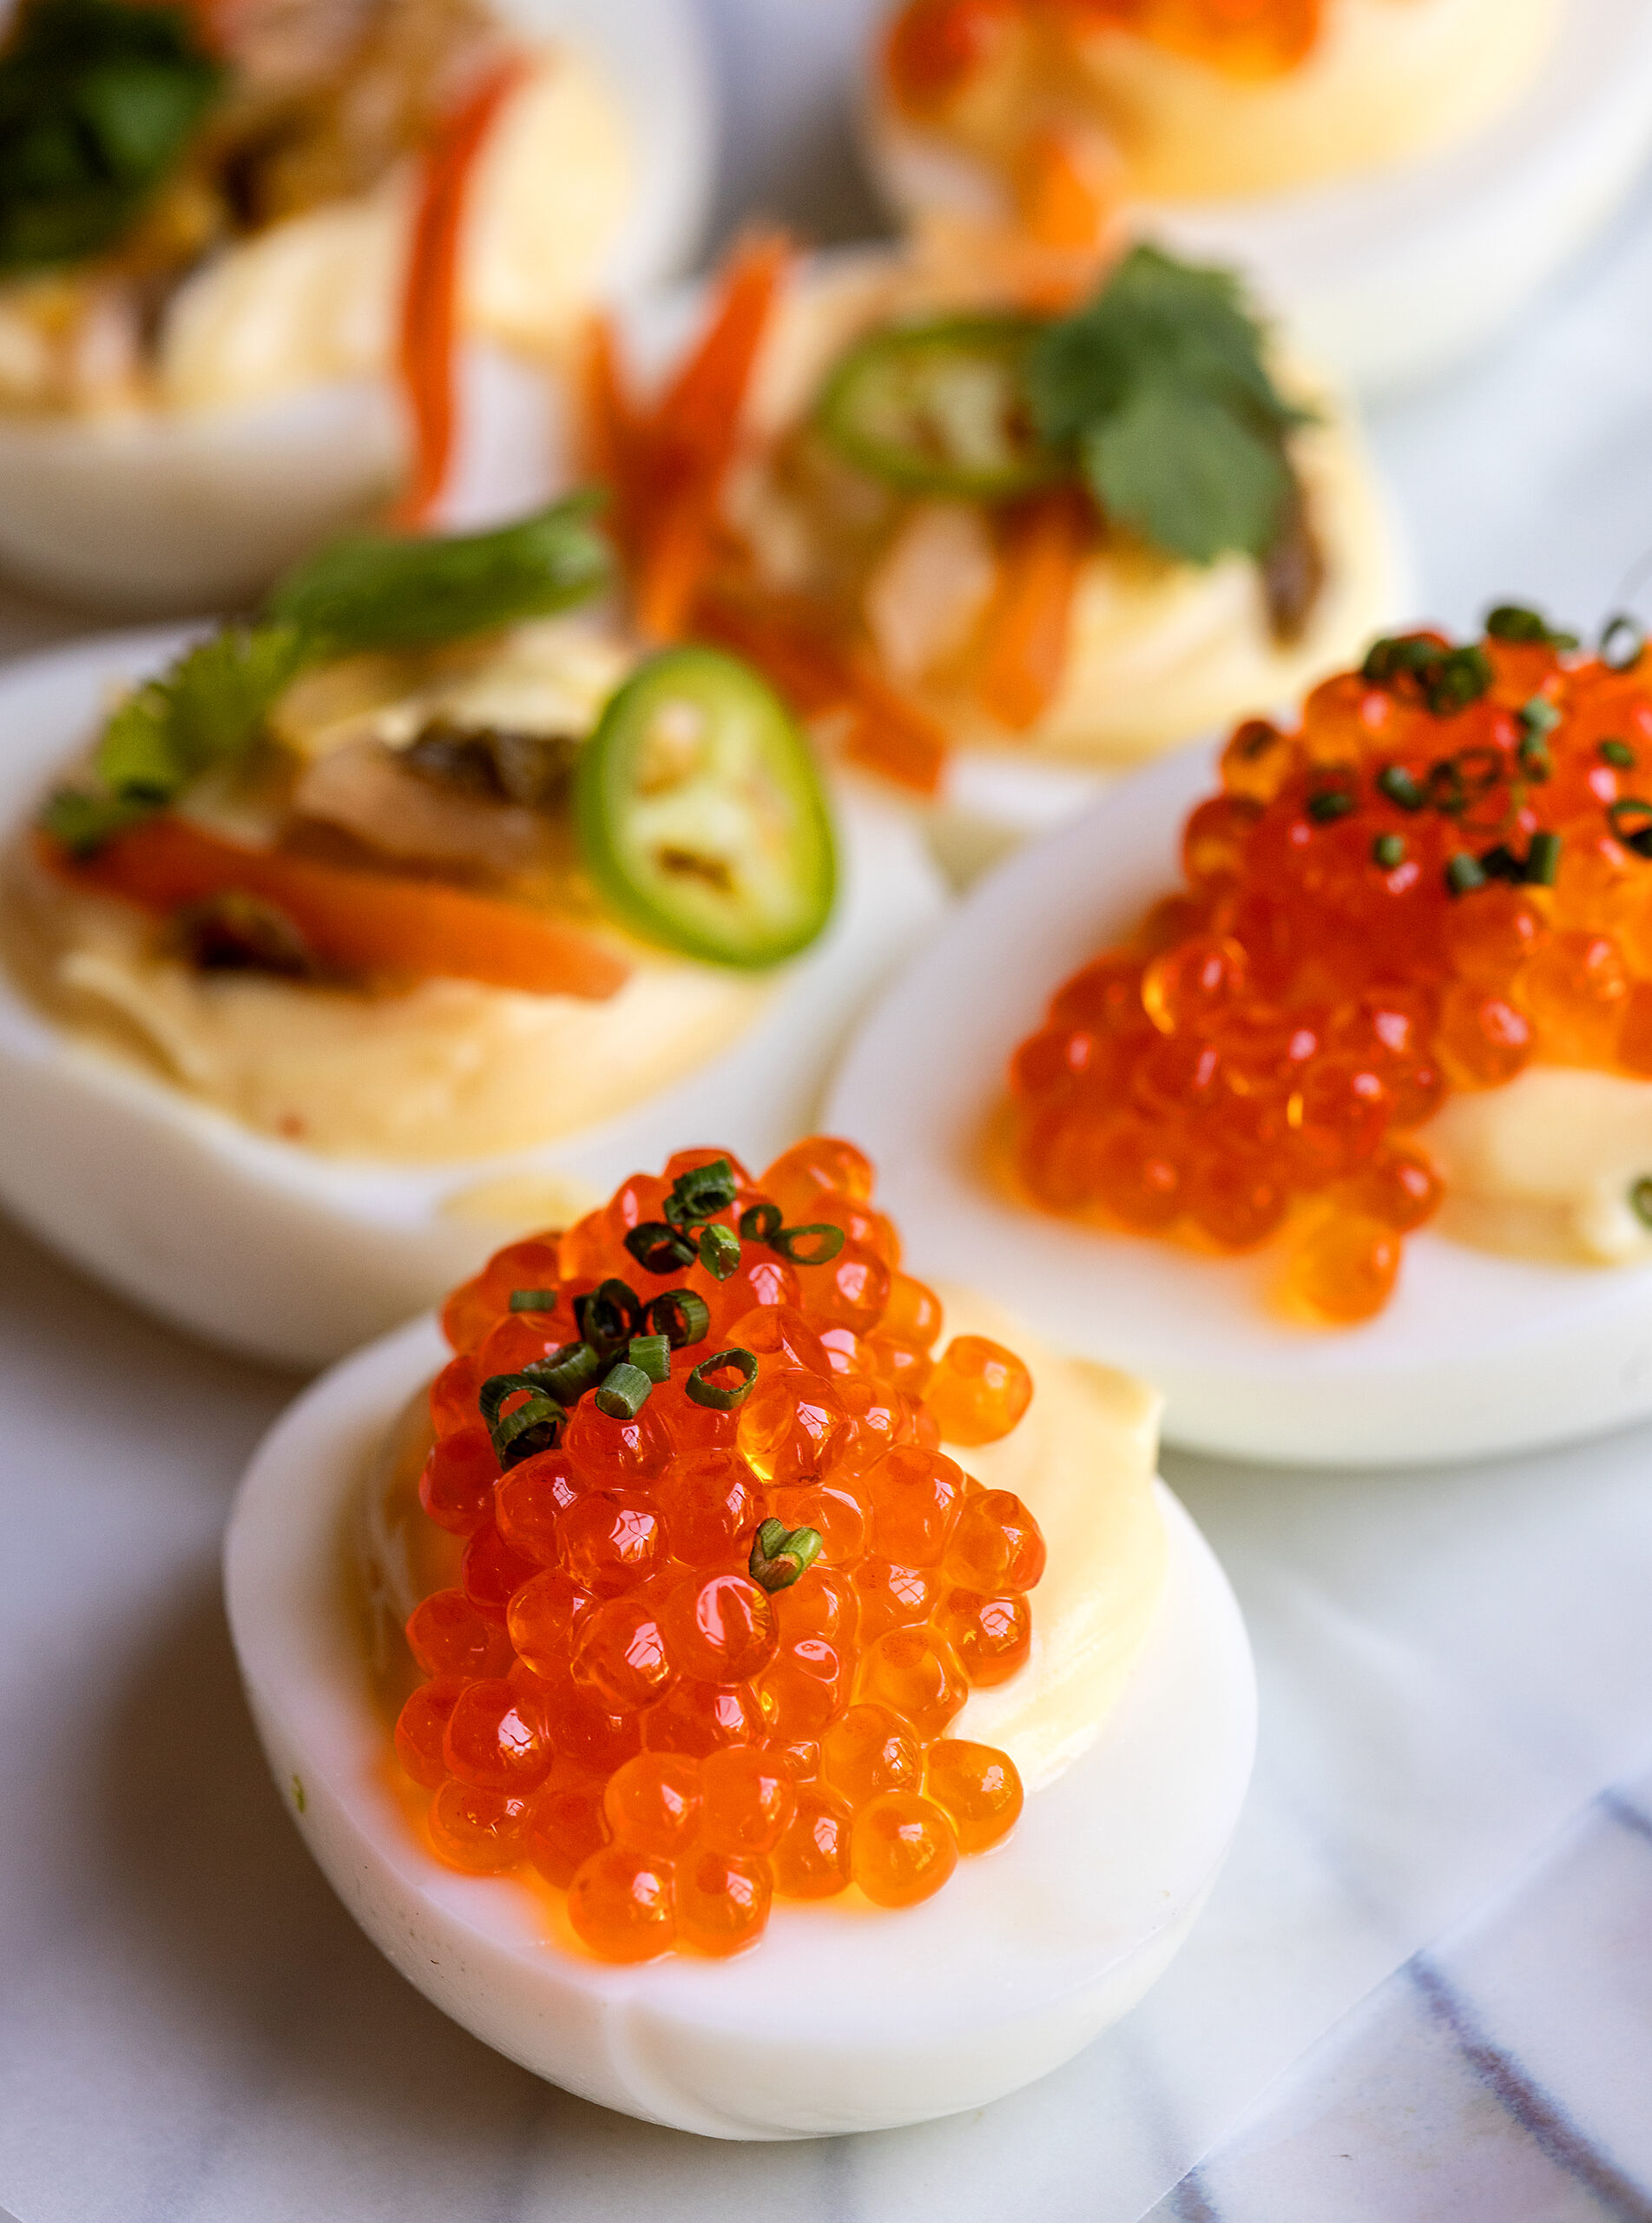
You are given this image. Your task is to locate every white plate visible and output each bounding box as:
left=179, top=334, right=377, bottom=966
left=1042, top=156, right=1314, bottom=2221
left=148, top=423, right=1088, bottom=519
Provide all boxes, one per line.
left=223, top=1310, right=1256, bottom=2140
left=0, top=628, right=948, bottom=1367
left=825, top=742, right=1652, bottom=1468
left=865, top=0, right=1652, bottom=399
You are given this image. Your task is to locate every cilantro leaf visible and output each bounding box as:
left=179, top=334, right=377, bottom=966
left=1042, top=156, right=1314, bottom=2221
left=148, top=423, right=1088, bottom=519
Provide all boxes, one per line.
left=95, top=622, right=308, bottom=800
left=1026, top=245, right=1309, bottom=566
left=0, top=0, right=223, bottom=275
left=265, top=493, right=614, bottom=658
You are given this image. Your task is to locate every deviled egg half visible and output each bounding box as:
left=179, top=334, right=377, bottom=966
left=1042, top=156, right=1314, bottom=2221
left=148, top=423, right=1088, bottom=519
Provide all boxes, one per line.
left=0, top=0, right=713, bottom=612
left=224, top=1138, right=1255, bottom=2136
left=831, top=606, right=1652, bottom=1467
left=0, top=501, right=946, bottom=1366
left=864, top=0, right=1652, bottom=396
left=602, top=234, right=1404, bottom=881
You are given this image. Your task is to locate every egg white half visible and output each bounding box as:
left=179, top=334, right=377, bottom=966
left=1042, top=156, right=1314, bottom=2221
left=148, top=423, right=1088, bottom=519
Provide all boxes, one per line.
left=825, top=742, right=1652, bottom=1468
left=0, top=630, right=948, bottom=1366
left=223, top=1309, right=1255, bottom=2139
left=865, top=0, right=1652, bottom=399
left=0, top=0, right=716, bottom=615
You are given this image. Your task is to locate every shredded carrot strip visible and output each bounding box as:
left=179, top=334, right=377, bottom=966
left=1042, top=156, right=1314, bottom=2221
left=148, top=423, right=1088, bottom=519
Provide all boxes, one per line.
left=976, top=488, right=1091, bottom=730
left=38, top=819, right=629, bottom=999
left=697, top=584, right=949, bottom=796
left=1017, top=127, right=1113, bottom=250
left=392, top=56, right=532, bottom=530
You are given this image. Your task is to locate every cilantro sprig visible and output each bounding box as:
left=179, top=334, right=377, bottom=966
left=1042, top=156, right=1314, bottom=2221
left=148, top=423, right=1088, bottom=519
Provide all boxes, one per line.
left=41, top=494, right=615, bottom=855
left=0, top=0, right=225, bottom=275
left=1025, top=246, right=1311, bottom=567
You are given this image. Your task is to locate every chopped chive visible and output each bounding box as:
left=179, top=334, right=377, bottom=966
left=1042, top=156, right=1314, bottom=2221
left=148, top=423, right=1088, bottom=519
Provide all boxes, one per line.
left=508, top=1288, right=559, bottom=1313
left=1631, top=1177, right=1652, bottom=1230
left=1518, top=735, right=1552, bottom=780
left=686, top=1346, right=759, bottom=1410
left=1376, top=764, right=1425, bottom=811
left=536, top=1341, right=602, bottom=1403
left=1601, top=614, right=1646, bottom=673
left=1478, top=844, right=1524, bottom=883
left=666, top=1157, right=739, bottom=1225
left=642, top=1288, right=711, bottom=1348
left=1607, top=797, right=1652, bottom=848
left=1601, top=738, right=1637, bottom=768
left=1485, top=604, right=1579, bottom=649
left=574, top=1278, right=642, bottom=1349
left=595, top=1361, right=653, bottom=1419
left=739, top=1201, right=784, bottom=1243
left=628, top=1332, right=672, bottom=1383
left=1425, top=646, right=1495, bottom=716
left=477, top=1370, right=567, bottom=1464
left=771, top=1222, right=846, bottom=1266
left=624, top=1220, right=697, bottom=1275
left=1306, top=789, right=1355, bottom=824
left=1517, top=696, right=1560, bottom=742
left=1445, top=852, right=1487, bottom=896
left=1362, top=634, right=1444, bottom=684
left=748, top=1517, right=825, bottom=1593
left=1524, top=830, right=1563, bottom=886
left=1372, top=833, right=1406, bottom=869
left=698, top=1223, right=742, bottom=1280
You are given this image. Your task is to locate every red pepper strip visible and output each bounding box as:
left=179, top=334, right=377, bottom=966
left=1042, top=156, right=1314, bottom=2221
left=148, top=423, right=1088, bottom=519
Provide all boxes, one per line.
left=37, top=818, right=629, bottom=999
left=392, top=56, right=533, bottom=530
left=976, top=486, right=1091, bottom=731
left=696, top=583, right=948, bottom=796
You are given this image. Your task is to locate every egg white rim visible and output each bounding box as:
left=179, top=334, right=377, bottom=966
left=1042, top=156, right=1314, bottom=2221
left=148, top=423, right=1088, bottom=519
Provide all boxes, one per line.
left=223, top=1309, right=1257, bottom=2139
left=824, top=741, right=1652, bottom=1469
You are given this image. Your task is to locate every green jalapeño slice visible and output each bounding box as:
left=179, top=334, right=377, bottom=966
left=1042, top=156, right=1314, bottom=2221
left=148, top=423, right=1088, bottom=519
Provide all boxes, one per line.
left=814, top=314, right=1060, bottom=500
left=575, top=646, right=837, bottom=967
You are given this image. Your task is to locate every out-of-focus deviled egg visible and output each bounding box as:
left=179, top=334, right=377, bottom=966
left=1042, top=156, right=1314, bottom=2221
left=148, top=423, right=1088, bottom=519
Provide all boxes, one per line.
left=0, top=502, right=946, bottom=1366
left=0, top=0, right=713, bottom=611
left=596, top=233, right=1404, bottom=882
left=863, top=0, right=1652, bottom=395
left=830, top=605, right=1652, bottom=1466
left=225, top=1138, right=1255, bottom=2136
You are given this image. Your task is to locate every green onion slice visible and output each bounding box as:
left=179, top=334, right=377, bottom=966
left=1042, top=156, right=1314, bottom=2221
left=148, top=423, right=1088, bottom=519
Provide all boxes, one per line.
left=698, top=1223, right=741, bottom=1281
left=1373, top=833, right=1405, bottom=869
left=509, top=1288, right=559, bottom=1313
left=575, top=1278, right=642, bottom=1349
left=1601, top=614, right=1646, bottom=673
left=771, top=1223, right=846, bottom=1266
left=747, top=1517, right=826, bottom=1593
left=1601, top=738, right=1638, bottom=768
left=667, top=1158, right=738, bottom=1225
left=642, top=1290, right=712, bottom=1349
left=1485, top=604, right=1579, bottom=649
left=1445, top=852, right=1488, bottom=896
left=739, top=1202, right=783, bottom=1243
left=595, top=1362, right=654, bottom=1420
left=686, top=1347, right=760, bottom=1410
left=1306, top=789, right=1355, bottom=824
left=625, top=1221, right=698, bottom=1276
left=575, top=645, right=837, bottom=968
left=536, top=1341, right=603, bottom=1404
left=1376, top=764, right=1425, bottom=811
left=628, top=1333, right=672, bottom=1383
left=1524, top=830, right=1563, bottom=886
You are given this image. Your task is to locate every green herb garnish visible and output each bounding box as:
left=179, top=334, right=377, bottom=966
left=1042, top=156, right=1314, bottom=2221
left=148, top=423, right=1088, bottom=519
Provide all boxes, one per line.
left=1372, top=833, right=1405, bottom=869
left=1601, top=615, right=1646, bottom=674
left=748, top=1517, right=824, bottom=1593
left=642, top=1290, right=711, bottom=1349
left=697, top=1223, right=741, bottom=1281
left=1484, top=604, right=1579, bottom=650
left=1445, top=852, right=1488, bottom=896
left=1306, top=789, right=1355, bottom=824
left=595, top=1361, right=654, bottom=1420
left=1024, top=245, right=1309, bottom=566
left=685, top=1346, right=759, bottom=1411
left=1524, top=830, right=1563, bottom=885
left=1601, top=738, right=1637, bottom=768
left=0, top=0, right=224, bottom=275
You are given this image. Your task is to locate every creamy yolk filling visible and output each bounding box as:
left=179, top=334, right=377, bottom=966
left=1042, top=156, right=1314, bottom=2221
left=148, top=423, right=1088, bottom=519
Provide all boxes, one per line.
left=882, top=0, right=1559, bottom=207
left=356, top=1288, right=1168, bottom=1798
left=0, top=45, right=631, bottom=419
left=732, top=255, right=1398, bottom=768
left=0, top=621, right=777, bottom=1162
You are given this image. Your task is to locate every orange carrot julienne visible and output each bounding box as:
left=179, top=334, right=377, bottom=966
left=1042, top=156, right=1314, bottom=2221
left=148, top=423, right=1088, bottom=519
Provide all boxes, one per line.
left=977, top=487, right=1091, bottom=730
left=37, top=819, right=629, bottom=1000
left=392, top=56, right=532, bottom=531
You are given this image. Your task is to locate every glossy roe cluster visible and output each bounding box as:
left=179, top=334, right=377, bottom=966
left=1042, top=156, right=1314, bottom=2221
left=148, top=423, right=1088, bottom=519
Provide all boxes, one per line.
left=395, top=1138, right=1043, bottom=1962
left=1010, top=618, right=1652, bottom=1322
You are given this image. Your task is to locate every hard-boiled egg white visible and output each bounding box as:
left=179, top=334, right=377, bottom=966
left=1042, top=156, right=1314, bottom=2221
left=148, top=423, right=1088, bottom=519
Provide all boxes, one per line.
left=0, top=0, right=715, bottom=615
left=826, top=742, right=1652, bottom=1468
left=0, top=629, right=948, bottom=1368
left=623, top=249, right=1412, bottom=887
left=864, top=0, right=1652, bottom=399
left=223, top=1298, right=1255, bottom=2138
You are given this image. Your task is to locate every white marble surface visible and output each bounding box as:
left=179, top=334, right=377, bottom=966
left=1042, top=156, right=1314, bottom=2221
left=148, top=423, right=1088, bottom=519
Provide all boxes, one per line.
left=4, top=2, right=1652, bottom=2216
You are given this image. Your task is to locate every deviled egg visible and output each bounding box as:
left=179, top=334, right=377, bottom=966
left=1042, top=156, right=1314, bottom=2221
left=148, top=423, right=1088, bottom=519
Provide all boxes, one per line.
left=0, top=0, right=712, bottom=611
left=0, top=503, right=946, bottom=1366
left=829, top=608, right=1652, bottom=1466
left=225, top=1138, right=1255, bottom=2135
left=864, top=0, right=1652, bottom=395
left=600, top=234, right=1404, bottom=881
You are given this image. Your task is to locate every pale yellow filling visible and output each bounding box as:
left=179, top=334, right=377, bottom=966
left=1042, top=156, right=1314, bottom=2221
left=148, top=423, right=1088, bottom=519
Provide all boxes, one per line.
left=356, top=1290, right=1169, bottom=1791
left=1426, top=1066, right=1652, bottom=1268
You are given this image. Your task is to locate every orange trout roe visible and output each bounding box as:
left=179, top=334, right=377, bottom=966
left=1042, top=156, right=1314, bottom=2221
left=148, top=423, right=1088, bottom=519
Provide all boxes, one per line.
left=1009, top=609, right=1652, bottom=1323
left=398, top=1139, right=1041, bottom=1962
